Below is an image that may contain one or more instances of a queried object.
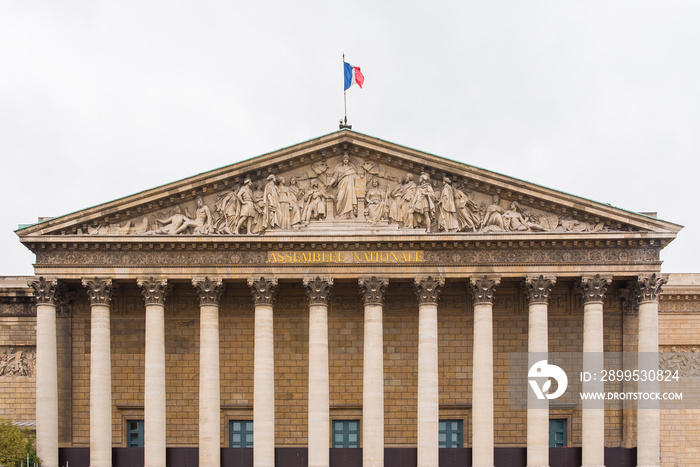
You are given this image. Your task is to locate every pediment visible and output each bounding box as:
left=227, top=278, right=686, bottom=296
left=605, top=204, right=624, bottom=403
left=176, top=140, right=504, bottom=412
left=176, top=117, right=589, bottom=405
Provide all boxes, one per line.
left=17, top=130, right=681, bottom=241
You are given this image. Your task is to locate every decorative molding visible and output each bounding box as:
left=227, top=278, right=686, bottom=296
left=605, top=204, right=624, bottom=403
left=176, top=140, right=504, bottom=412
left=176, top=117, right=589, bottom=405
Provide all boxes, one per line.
left=28, top=277, right=58, bottom=304
left=634, top=273, right=668, bottom=304
left=413, top=276, right=445, bottom=305
left=469, top=276, right=501, bottom=305
left=523, top=275, right=557, bottom=305
left=82, top=278, right=113, bottom=306
left=0, top=346, right=36, bottom=377
left=358, top=276, right=389, bottom=306
left=578, top=274, right=612, bottom=304
left=137, top=278, right=169, bottom=306
left=303, top=277, right=334, bottom=306
left=0, top=300, right=36, bottom=317
left=247, top=277, right=279, bottom=306
left=192, top=277, right=224, bottom=306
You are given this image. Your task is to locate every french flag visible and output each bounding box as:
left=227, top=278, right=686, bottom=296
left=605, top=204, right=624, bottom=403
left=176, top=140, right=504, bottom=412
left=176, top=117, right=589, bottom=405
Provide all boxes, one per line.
left=344, top=62, right=364, bottom=91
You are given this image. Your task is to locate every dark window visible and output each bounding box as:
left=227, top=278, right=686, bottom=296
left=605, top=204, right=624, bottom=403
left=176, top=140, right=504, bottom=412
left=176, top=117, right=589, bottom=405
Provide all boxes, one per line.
left=229, top=420, right=253, bottom=447
left=439, top=420, right=463, bottom=448
left=332, top=420, right=360, bottom=448
left=549, top=419, right=567, bottom=447
left=126, top=420, right=144, bottom=447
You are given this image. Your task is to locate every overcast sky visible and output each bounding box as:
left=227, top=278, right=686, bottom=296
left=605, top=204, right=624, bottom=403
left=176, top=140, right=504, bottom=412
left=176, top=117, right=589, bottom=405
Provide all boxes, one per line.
left=1, top=1, right=698, bottom=276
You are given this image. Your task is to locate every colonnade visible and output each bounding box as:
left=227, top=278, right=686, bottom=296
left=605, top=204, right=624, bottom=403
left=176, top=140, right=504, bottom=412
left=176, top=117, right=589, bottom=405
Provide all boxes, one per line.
left=30, top=273, right=667, bottom=467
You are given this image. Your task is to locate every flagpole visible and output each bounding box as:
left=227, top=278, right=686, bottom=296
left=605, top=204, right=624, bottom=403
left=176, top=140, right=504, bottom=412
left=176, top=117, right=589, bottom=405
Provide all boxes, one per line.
left=343, top=53, right=348, bottom=127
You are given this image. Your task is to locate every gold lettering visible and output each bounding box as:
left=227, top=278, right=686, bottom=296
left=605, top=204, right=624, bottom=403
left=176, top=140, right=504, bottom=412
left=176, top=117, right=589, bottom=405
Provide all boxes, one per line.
left=380, top=252, right=389, bottom=262
left=337, top=252, right=346, bottom=263
left=293, top=252, right=300, bottom=263
left=286, top=252, right=293, bottom=263
left=390, top=252, right=399, bottom=262
left=269, top=252, right=278, bottom=263
left=353, top=252, right=361, bottom=262
left=363, top=252, right=371, bottom=262
left=416, top=251, right=424, bottom=262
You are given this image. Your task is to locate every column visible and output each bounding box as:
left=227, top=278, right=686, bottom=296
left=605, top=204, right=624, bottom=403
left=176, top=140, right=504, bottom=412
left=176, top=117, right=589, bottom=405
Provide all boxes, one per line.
left=138, top=278, right=169, bottom=467
left=359, top=277, right=389, bottom=467
left=248, top=277, right=279, bottom=467
left=30, top=277, right=59, bottom=467
left=82, top=278, right=114, bottom=467
left=579, top=275, right=611, bottom=467
left=469, top=276, right=500, bottom=467
left=303, top=277, right=333, bottom=467
left=523, top=274, right=556, bottom=467
left=634, top=274, right=666, bottom=467
left=414, top=276, right=444, bottom=467
left=193, top=277, right=224, bottom=467
left=619, top=288, right=638, bottom=448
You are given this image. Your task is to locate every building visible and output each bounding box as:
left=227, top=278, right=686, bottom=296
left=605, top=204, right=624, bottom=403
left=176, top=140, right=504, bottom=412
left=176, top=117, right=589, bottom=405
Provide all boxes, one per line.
left=1, top=130, right=699, bottom=467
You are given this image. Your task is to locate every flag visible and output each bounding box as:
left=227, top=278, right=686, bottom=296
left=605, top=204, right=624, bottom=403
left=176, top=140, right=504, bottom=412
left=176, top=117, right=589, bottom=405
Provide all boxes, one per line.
left=344, top=62, right=364, bottom=91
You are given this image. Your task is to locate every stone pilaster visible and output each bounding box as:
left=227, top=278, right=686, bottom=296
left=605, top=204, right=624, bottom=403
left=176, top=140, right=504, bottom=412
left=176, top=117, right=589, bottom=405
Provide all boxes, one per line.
left=138, top=278, right=168, bottom=467
left=634, top=274, right=666, bottom=467
left=29, top=277, right=59, bottom=467
left=578, top=275, right=611, bottom=467
left=523, top=274, right=556, bottom=467
left=248, top=277, right=279, bottom=467
left=359, top=277, right=389, bottom=467
left=82, top=278, right=114, bottom=467
left=469, top=276, right=500, bottom=467
left=193, top=277, right=224, bottom=467
left=414, top=276, right=444, bottom=467
left=304, top=277, right=333, bottom=467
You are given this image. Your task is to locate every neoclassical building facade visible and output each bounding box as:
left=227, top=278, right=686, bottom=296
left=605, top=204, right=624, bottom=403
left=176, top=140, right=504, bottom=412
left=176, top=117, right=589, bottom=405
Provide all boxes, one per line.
left=2, top=130, right=699, bottom=467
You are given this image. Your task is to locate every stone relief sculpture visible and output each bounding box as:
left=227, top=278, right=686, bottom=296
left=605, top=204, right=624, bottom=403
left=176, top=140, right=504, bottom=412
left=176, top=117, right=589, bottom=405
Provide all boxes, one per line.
left=76, top=154, right=621, bottom=236
left=0, top=347, right=35, bottom=377
left=659, top=347, right=700, bottom=377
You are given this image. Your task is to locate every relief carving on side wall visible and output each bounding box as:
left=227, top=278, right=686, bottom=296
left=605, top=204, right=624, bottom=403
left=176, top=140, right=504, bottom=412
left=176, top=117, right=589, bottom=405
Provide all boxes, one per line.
left=0, top=347, right=36, bottom=377
left=659, top=347, right=700, bottom=377
left=72, top=154, right=613, bottom=236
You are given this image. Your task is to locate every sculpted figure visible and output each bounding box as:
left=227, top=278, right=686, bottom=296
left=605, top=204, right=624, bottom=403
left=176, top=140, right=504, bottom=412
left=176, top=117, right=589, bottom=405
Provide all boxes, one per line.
left=399, top=174, right=418, bottom=227
left=437, top=177, right=459, bottom=232
left=480, top=194, right=506, bottom=232
left=503, top=201, right=546, bottom=232
left=364, top=178, right=387, bottom=224
left=327, top=155, right=358, bottom=219
left=251, top=182, right=266, bottom=234
left=389, top=174, right=414, bottom=226
left=174, top=196, right=213, bottom=234
left=408, top=173, right=437, bottom=232
left=152, top=206, right=188, bottom=235
left=454, top=186, right=480, bottom=232
left=302, top=179, right=327, bottom=223
left=214, top=186, right=240, bottom=234
left=234, top=178, right=257, bottom=234
left=262, top=174, right=280, bottom=231
left=288, top=177, right=304, bottom=226
left=276, top=177, right=295, bottom=230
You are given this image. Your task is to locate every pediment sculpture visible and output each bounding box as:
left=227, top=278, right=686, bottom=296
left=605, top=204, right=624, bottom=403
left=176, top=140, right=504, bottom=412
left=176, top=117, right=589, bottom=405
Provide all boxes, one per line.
left=75, top=154, right=610, bottom=236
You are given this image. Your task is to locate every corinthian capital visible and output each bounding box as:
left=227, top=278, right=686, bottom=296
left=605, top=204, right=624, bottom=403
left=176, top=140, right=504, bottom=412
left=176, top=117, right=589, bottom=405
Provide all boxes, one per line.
left=29, top=277, right=58, bottom=305
left=358, top=276, right=389, bottom=306
left=192, top=277, right=224, bottom=306
left=523, top=275, right=557, bottom=305
left=303, top=277, right=334, bottom=306
left=469, top=276, right=501, bottom=305
left=578, top=274, right=612, bottom=304
left=413, top=276, right=445, bottom=305
left=634, top=273, right=667, bottom=304
left=138, top=278, right=169, bottom=306
left=248, top=277, right=279, bottom=306
left=82, top=278, right=114, bottom=306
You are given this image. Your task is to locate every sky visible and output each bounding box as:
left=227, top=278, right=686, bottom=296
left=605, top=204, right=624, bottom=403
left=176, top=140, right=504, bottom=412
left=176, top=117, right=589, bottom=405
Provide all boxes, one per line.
left=1, top=1, right=699, bottom=276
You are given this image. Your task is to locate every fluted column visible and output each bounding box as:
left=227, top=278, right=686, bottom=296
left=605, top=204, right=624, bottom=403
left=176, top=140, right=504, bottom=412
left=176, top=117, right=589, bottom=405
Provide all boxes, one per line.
left=524, top=274, right=556, bottom=467
left=469, top=276, right=500, bottom=467
left=83, top=278, right=114, bottom=467
left=414, top=276, right=444, bottom=467
left=579, top=275, right=611, bottom=467
left=30, top=277, right=59, bottom=467
left=248, top=277, right=279, bottom=467
left=359, top=277, right=389, bottom=467
left=304, top=277, right=334, bottom=467
left=634, top=274, right=666, bottom=467
left=193, top=277, right=224, bottom=467
left=138, top=278, right=169, bottom=467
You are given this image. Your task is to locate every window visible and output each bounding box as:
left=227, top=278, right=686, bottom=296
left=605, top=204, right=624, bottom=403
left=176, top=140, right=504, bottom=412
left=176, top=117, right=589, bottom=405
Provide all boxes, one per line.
left=126, top=420, right=144, bottom=447
left=439, top=420, right=463, bottom=448
left=332, top=420, right=360, bottom=448
left=229, top=420, right=253, bottom=447
left=549, top=419, right=567, bottom=447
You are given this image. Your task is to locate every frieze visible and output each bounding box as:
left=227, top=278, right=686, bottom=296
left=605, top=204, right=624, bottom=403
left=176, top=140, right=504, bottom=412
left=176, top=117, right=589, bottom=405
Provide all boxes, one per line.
left=35, top=246, right=661, bottom=268
left=0, top=346, right=36, bottom=377
left=659, top=296, right=700, bottom=313
left=0, top=300, right=36, bottom=317
left=48, top=153, right=631, bottom=238
left=659, top=347, right=700, bottom=377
